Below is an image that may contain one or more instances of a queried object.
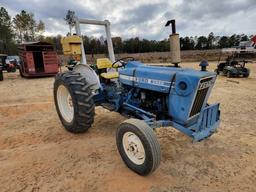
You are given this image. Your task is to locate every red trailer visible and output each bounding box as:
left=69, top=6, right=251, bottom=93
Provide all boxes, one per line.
left=19, top=42, right=59, bottom=77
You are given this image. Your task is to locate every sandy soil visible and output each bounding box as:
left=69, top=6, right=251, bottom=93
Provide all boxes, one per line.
left=0, top=62, right=256, bottom=192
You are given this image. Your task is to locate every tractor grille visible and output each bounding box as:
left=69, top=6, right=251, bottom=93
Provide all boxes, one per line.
left=189, top=77, right=214, bottom=118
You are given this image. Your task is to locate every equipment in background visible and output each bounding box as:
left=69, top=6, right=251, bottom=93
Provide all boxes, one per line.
left=0, top=41, right=17, bottom=74
left=0, top=54, right=17, bottom=73
left=19, top=42, right=59, bottom=77
left=221, top=35, right=256, bottom=60
left=61, top=35, right=82, bottom=71
left=6, top=56, right=20, bottom=69
left=53, top=17, right=221, bottom=176
left=236, top=35, right=256, bottom=56
left=215, top=55, right=250, bottom=78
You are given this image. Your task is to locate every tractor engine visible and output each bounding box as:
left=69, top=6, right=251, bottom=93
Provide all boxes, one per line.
left=121, top=87, right=168, bottom=119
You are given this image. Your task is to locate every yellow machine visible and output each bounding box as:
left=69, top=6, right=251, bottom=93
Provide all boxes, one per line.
left=96, top=58, right=119, bottom=79
left=61, top=35, right=82, bottom=63
left=61, top=35, right=118, bottom=78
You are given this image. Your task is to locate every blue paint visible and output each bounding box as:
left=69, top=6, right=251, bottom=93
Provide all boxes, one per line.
left=94, top=60, right=220, bottom=142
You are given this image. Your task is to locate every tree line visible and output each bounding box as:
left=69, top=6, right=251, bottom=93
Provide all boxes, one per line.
left=0, top=7, right=45, bottom=54
left=25, top=32, right=254, bottom=55
left=0, top=7, right=253, bottom=55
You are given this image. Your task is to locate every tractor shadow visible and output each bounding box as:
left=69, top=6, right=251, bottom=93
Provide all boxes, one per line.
left=91, top=106, right=126, bottom=136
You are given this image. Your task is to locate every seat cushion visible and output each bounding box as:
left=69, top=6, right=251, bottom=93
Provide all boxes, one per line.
left=100, top=71, right=119, bottom=79
left=96, top=58, right=113, bottom=69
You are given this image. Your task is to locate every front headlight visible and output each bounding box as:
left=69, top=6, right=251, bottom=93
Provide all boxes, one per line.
left=175, top=77, right=193, bottom=96
left=178, top=81, right=187, bottom=90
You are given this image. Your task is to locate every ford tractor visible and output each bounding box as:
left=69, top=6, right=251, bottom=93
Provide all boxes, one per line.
left=54, top=18, right=220, bottom=175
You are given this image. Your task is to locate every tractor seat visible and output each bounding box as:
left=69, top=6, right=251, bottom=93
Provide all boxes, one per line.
left=96, top=58, right=119, bottom=79
left=100, top=71, right=119, bottom=79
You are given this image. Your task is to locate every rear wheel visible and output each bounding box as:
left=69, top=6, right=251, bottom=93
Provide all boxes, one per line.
left=227, top=71, right=231, bottom=78
left=11, top=67, right=16, bottom=72
left=19, top=68, right=24, bottom=77
left=116, top=118, right=161, bottom=175
left=19, top=63, right=25, bottom=77
left=243, top=69, right=250, bottom=78
left=54, top=71, right=95, bottom=133
left=0, top=68, right=3, bottom=81
left=6, top=67, right=11, bottom=72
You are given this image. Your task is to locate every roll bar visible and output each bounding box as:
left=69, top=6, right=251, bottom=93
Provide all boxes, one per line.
left=74, top=17, right=115, bottom=64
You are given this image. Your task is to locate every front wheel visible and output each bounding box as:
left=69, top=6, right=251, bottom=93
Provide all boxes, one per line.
left=243, top=70, right=250, bottom=78
left=226, top=71, right=232, bottom=78
left=0, top=69, right=3, bottom=81
left=116, top=119, right=161, bottom=175
left=11, top=67, right=16, bottom=72
left=214, top=69, right=219, bottom=75
left=54, top=71, right=95, bottom=133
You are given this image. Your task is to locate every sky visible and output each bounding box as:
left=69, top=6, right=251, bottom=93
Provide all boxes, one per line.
left=1, top=0, right=255, bottom=40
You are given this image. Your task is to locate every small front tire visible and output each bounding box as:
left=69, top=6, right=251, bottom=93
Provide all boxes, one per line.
left=214, top=69, right=219, bottom=75
left=116, top=119, right=161, bottom=175
left=227, top=71, right=232, bottom=78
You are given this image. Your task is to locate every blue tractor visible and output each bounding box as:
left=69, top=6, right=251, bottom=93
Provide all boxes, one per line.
left=53, top=19, right=220, bottom=175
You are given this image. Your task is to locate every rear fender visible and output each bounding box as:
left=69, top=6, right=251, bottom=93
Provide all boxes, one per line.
left=73, top=64, right=101, bottom=91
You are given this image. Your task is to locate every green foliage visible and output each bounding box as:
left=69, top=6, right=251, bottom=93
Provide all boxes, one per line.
left=53, top=33, right=254, bottom=54
left=218, top=36, right=229, bottom=48
left=122, top=38, right=169, bottom=53
left=195, top=36, right=208, bottom=50
left=40, top=35, right=62, bottom=53
left=64, top=10, right=76, bottom=34
left=13, top=10, right=45, bottom=42
left=180, top=36, right=195, bottom=50
left=0, top=7, right=15, bottom=54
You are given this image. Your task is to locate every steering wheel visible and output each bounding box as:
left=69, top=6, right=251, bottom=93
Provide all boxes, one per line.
left=112, top=57, right=135, bottom=68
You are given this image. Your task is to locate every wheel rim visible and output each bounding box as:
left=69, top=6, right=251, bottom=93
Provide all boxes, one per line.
left=57, top=85, right=74, bottom=123
left=122, top=132, right=146, bottom=165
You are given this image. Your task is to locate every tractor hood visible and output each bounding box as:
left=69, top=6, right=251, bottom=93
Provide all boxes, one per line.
left=119, top=61, right=217, bottom=125
left=119, top=61, right=216, bottom=94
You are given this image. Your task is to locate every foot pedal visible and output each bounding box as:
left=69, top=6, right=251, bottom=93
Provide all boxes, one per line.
left=101, top=103, right=116, bottom=111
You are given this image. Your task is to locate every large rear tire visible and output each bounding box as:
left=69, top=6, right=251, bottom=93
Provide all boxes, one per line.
left=54, top=71, right=95, bottom=133
left=116, top=118, right=161, bottom=175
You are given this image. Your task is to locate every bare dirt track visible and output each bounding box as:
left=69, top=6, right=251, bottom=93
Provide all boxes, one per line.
left=0, top=62, right=256, bottom=192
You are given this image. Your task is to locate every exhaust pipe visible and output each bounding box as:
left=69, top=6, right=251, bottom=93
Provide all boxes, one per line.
left=165, top=19, right=181, bottom=67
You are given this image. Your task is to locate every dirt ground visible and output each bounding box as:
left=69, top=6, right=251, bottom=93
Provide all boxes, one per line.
left=0, top=62, right=256, bottom=192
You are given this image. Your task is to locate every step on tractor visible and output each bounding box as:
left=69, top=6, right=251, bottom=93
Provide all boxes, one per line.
left=53, top=18, right=221, bottom=175
left=0, top=54, right=17, bottom=73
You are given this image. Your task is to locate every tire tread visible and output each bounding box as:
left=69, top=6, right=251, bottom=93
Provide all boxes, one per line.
left=116, top=118, right=161, bottom=175
left=54, top=71, right=95, bottom=133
